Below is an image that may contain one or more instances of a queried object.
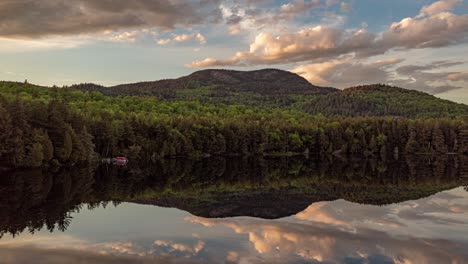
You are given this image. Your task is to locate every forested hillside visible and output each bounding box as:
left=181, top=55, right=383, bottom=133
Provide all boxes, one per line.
left=305, top=84, right=468, bottom=118
left=70, top=69, right=468, bottom=118
left=1, top=79, right=467, bottom=168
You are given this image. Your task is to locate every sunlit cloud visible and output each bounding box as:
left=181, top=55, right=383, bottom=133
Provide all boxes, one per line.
left=189, top=7, right=468, bottom=68
left=110, top=31, right=141, bottom=43
left=417, top=0, right=462, bottom=18
left=290, top=57, right=404, bottom=88
left=157, top=33, right=206, bottom=45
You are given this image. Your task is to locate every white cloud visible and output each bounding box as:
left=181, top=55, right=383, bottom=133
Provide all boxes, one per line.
left=156, top=32, right=207, bottom=45
left=157, top=38, right=172, bottom=45
left=195, top=33, right=207, bottom=45
left=109, top=31, right=140, bottom=43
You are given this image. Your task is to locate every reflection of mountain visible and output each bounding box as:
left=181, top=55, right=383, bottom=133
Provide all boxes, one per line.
left=130, top=156, right=468, bottom=218
left=0, top=156, right=467, bottom=235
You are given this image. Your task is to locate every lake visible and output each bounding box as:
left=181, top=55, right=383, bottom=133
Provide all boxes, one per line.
left=1, top=156, right=468, bottom=263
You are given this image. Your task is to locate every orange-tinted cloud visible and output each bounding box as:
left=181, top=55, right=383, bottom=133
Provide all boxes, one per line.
left=188, top=4, right=468, bottom=67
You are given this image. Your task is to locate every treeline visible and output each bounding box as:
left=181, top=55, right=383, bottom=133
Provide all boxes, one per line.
left=0, top=98, right=95, bottom=167
left=0, top=82, right=467, bottom=168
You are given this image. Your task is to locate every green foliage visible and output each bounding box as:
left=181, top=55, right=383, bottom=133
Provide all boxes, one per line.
left=0, top=81, right=467, bottom=168
left=304, top=84, right=468, bottom=118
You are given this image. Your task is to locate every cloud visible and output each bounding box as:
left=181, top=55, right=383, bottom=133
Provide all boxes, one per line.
left=448, top=72, right=468, bottom=81
left=110, top=31, right=141, bottom=43
left=157, top=39, right=172, bottom=45
left=188, top=8, right=468, bottom=67
left=0, top=36, right=93, bottom=52
left=340, top=2, right=352, bottom=13
left=157, top=33, right=207, bottom=45
left=0, top=0, right=222, bottom=39
left=291, top=57, right=467, bottom=94
left=417, top=0, right=462, bottom=18
left=392, top=60, right=468, bottom=94
left=217, top=0, right=322, bottom=37
left=383, top=12, right=468, bottom=50
left=195, top=33, right=207, bottom=45
left=279, top=0, right=321, bottom=18
left=291, top=57, right=403, bottom=88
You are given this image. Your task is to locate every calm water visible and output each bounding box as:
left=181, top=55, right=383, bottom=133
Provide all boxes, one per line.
left=1, top=156, right=468, bottom=264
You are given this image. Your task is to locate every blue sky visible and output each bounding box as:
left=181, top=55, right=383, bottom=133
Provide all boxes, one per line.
left=0, top=0, right=467, bottom=103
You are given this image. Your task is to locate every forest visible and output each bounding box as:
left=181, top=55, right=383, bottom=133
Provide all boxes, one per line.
left=0, top=80, right=467, bottom=168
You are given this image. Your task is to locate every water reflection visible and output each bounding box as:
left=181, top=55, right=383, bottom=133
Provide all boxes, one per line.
left=0, top=156, right=468, bottom=263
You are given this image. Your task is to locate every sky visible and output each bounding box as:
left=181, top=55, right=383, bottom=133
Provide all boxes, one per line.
left=0, top=0, right=467, bottom=103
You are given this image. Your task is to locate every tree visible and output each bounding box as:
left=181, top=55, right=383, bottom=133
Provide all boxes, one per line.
left=405, top=127, right=419, bottom=154
left=26, top=142, right=44, bottom=167
left=0, top=104, right=13, bottom=157
left=56, top=130, right=73, bottom=163
left=431, top=125, right=447, bottom=153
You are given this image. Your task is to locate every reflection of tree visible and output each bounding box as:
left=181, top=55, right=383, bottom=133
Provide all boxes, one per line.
left=0, top=167, right=97, bottom=238
left=126, top=156, right=468, bottom=218
left=0, top=155, right=467, bottom=235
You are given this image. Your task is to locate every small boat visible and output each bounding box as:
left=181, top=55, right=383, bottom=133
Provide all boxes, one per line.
left=112, top=157, right=128, bottom=166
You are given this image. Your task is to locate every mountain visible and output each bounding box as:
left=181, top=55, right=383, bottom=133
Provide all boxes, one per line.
left=3, top=68, right=468, bottom=119
left=71, top=69, right=336, bottom=101
left=70, top=69, right=468, bottom=118
left=305, top=84, right=468, bottom=118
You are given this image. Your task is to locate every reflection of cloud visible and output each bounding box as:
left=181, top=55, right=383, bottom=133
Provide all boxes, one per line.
left=295, top=201, right=347, bottom=226
left=295, top=200, right=406, bottom=231
left=294, top=187, right=468, bottom=231
left=102, top=242, right=146, bottom=257
left=226, top=251, right=239, bottom=263
left=0, top=232, right=205, bottom=260
left=153, top=239, right=205, bottom=254
left=187, top=187, right=468, bottom=263
left=188, top=215, right=468, bottom=263
left=0, top=245, right=202, bottom=264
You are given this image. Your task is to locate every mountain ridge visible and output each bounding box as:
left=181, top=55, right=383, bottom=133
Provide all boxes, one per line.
left=71, top=68, right=337, bottom=97
left=1, top=68, right=467, bottom=118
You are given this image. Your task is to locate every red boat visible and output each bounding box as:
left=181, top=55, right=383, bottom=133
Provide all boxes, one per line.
left=112, top=157, right=128, bottom=166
